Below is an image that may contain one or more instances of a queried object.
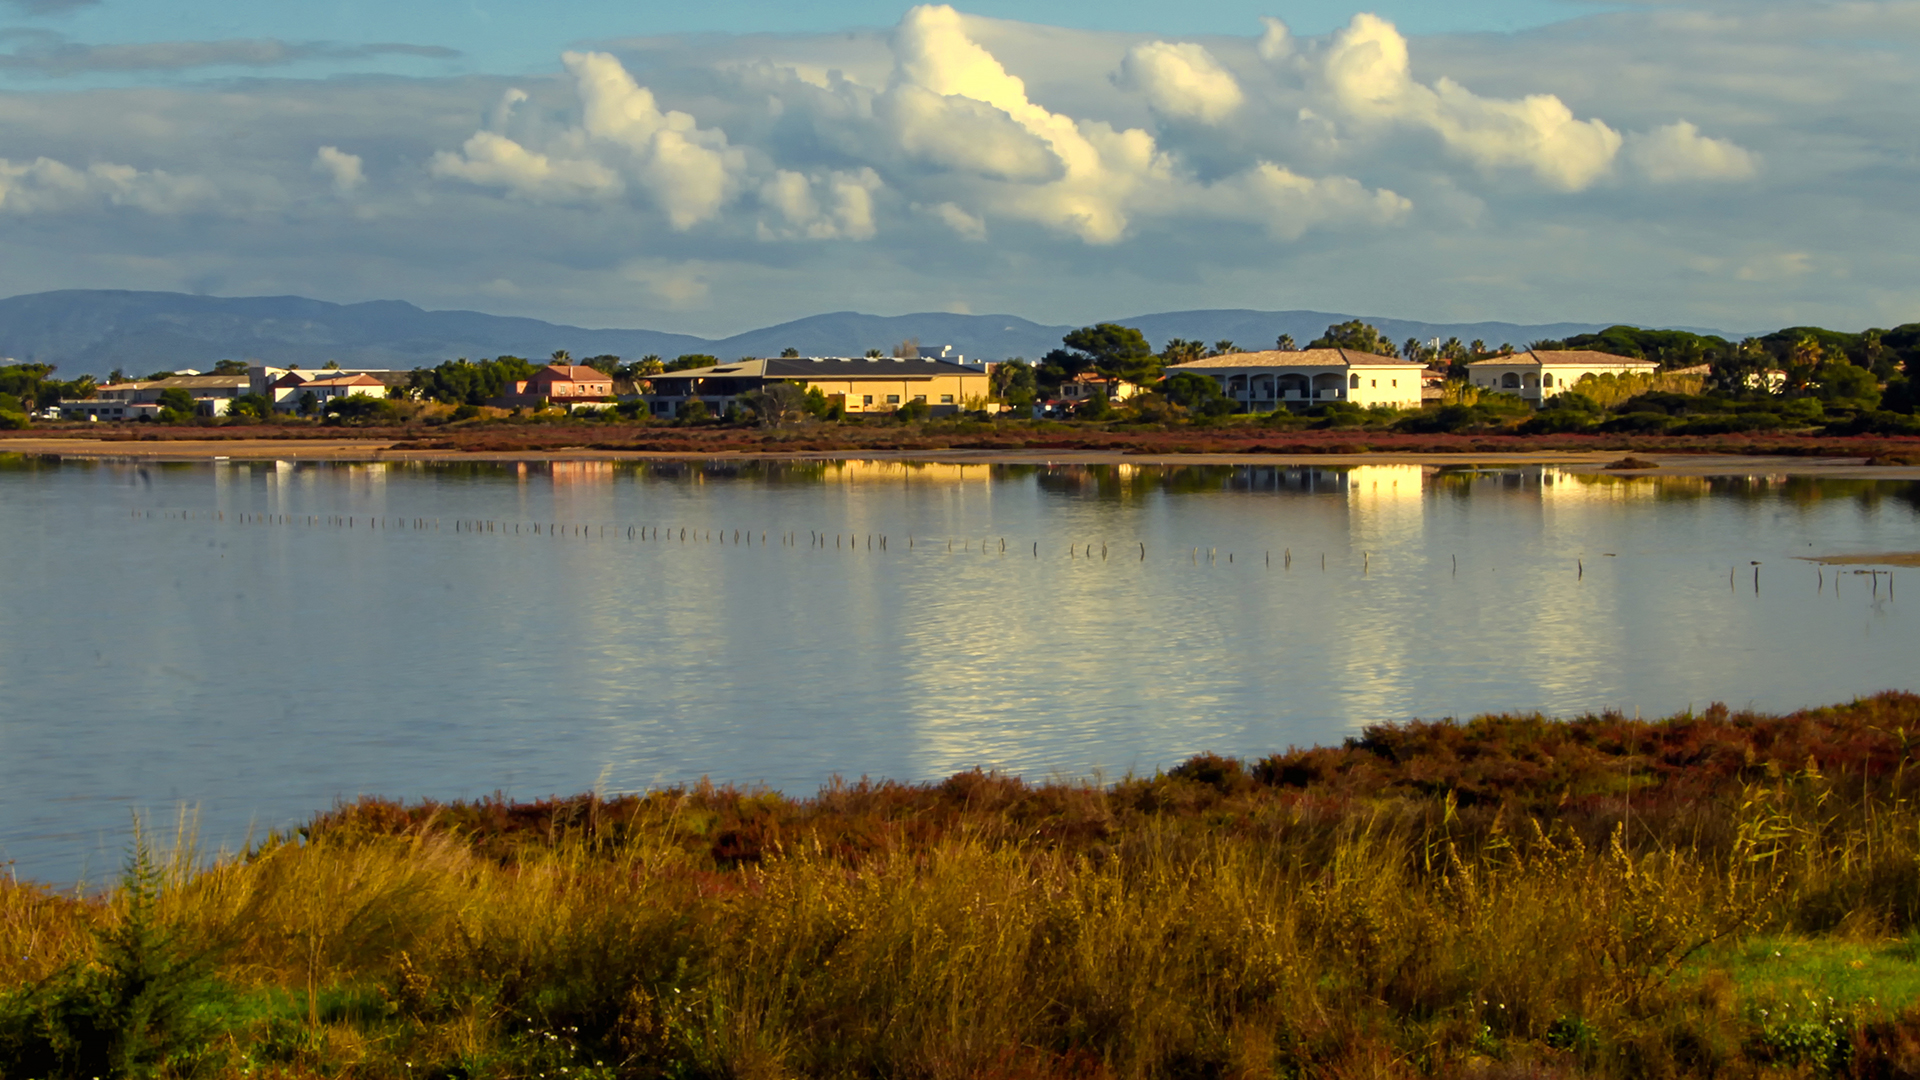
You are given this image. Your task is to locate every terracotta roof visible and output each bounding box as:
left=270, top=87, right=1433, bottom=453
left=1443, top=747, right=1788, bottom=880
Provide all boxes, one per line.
left=533, top=365, right=613, bottom=381
left=1468, top=349, right=1655, bottom=367
left=1165, top=348, right=1420, bottom=370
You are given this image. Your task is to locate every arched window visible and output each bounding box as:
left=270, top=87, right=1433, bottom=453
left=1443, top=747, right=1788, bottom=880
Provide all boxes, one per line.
left=1542, top=373, right=1554, bottom=387
left=1501, top=372, right=1521, bottom=388
left=1349, top=374, right=1361, bottom=389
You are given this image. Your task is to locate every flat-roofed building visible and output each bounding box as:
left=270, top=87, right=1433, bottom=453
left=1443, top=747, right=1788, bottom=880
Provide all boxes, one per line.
left=642, top=356, right=991, bottom=417
left=64, top=374, right=250, bottom=419
left=1164, top=349, right=1425, bottom=411
left=1466, top=349, right=1657, bottom=402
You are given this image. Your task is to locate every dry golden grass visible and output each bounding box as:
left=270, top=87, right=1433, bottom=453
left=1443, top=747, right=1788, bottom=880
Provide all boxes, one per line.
left=9, top=696, right=1920, bottom=1077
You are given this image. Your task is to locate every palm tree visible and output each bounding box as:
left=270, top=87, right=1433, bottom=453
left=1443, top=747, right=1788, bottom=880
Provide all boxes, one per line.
left=865, top=349, right=884, bottom=358
left=1274, top=334, right=1296, bottom=351
left=1159, top=338, right=1205, bottom=365
left=551, top=350, right=572, bottom=366
left=780, top=347, right=800, bottom=358
left=1211, top=340, right=1239, bottom=357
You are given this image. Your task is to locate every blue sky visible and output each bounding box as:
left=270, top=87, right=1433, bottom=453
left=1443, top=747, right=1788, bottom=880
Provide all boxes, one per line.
left=0, top=0, right=1914, bottom=336
left=8, top=0, right=1615, bottom=85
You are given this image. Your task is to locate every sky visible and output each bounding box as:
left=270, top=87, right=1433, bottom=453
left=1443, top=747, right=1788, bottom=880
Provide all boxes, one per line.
left=0, top=0, right=1915, bottom=337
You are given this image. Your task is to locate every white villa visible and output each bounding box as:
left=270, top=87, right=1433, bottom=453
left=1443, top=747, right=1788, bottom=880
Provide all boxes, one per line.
left=1164, top=349, right=1426, bottom=411
left=1466, top=350, right=1657, bottom=402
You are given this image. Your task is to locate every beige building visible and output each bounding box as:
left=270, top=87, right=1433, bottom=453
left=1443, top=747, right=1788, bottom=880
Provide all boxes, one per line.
left=272, top=372, right=389, bottom=413
left=1164, top=348, right=1426, bottom=411
left=1466, top=349, right=1657, bottom=402
left=642, top=356, right=991, bottom=417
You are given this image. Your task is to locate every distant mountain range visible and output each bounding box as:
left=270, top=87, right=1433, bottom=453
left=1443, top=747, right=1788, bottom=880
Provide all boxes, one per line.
left=0, top=289, right=1729, bottom=379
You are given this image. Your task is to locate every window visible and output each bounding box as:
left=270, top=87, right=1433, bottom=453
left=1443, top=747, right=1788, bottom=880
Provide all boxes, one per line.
left=913, top=394, right=926, bottom=403
left=1370, top=379, right=1377, bottom=387
left=887, top=394, right=900, bottom=404
left=1391, top=380, right=1398, bottom=387
left=940, top=394, right=953, bottom=404
left=863, top=395, right=874, bottom=405
left=1349, top=374, right=1361, bottom=389
left=1502, top=373, right=1521, bottom=388
left=1542, top=373, right=1554, bottom=387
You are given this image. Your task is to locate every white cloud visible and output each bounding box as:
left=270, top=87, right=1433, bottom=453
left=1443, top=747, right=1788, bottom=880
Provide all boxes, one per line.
left=875, top=83, right=1061, bottom=182
left=1209, top=163, right=1411, bottom=240
left=429, top=130, right=622, bottom=203
left=562, top=50, right=745, bottom=229
left=1116, top=40, right=1244, bottom=124
left=1257, top=17, right=1293, bottom=63
left=929, top=200, right=987, bottom=240
left=1626, top=120, right=1757, bottom=182
left=1319, top=13, right=1622, bottom=191
left=0, top=155, right=214, bottom=213
left=758, top=167, right=882, bottom=240
left=881, top=5, right=1397, bottom=245
left=431, top=51, right=745, bottom=228
left=312, top=145, right=363, bottom=195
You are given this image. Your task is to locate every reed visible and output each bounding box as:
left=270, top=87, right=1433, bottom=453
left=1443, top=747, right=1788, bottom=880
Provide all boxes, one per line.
left=7, top=693, right=1920, bottom=1078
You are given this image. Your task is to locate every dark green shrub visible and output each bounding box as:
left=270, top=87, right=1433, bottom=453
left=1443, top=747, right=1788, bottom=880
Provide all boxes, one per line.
left=0, top=835, right=221, bottom=1078
left=321, top=393, right=398, bottom=424
left=1395, top=404, right=1477, bottom=434
left=1824, top=410, right=1920, bottom=436
left=1599, top=411, right=1673, bottom=433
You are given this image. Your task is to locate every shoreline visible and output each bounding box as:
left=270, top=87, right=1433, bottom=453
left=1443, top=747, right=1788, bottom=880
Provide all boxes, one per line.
left=7, top=436, right=1920, bottom=477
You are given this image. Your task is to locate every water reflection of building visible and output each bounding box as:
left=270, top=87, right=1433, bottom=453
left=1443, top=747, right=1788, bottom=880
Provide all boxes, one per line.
left=547, top=461, right=616, bottom=486
left=1344, top=465, right=1427, bottom=549
left=823, top=461, right=994, bottom=486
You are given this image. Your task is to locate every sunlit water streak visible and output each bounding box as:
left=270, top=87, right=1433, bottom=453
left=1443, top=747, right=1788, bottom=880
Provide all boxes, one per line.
left=1, top=456, right=1915, bottom=883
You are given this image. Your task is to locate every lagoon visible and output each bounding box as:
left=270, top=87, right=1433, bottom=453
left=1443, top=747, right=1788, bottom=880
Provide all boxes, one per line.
left=0, top=455, right=1914, bottom=882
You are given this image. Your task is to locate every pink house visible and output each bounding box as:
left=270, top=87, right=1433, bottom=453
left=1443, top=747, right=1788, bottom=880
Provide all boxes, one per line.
left=496, top=364, right=615, bottom=407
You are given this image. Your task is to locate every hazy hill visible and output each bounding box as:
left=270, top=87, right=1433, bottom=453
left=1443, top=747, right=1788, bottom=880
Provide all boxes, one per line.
left=0, top=289, right=1719, bottom=379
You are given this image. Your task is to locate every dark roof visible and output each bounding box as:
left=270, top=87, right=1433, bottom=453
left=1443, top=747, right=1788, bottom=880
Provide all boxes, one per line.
left=656, top=357, right=985, bottom=380
left=760, top=356, right=981, bottom=378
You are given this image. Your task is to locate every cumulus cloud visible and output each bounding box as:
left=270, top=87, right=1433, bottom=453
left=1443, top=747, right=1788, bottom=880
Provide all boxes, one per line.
left=1318, top=13, right=1622, bottom=190
left=758, top=168, right=882, bottom=240
left=877, top=5, right=1399, bottom=244
left=312, top=146, right=364, bottom=196
left=423, top=5, right=1403, bottom=250
left=1115, top=40, right=1244, bottom=124
left=0, top=156, right=215, bottom=214
left=1626, top=120, right=1758, bottom=182
left=431, top=52, right=745, bottom=228
left=1257, top=17, right=1293, bottom=63
left=430, top=130, right=622, bottom=203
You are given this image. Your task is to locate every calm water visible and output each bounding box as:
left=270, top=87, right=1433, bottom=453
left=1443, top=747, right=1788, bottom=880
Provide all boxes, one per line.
left=1, top=455, right=1916, bottom=882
